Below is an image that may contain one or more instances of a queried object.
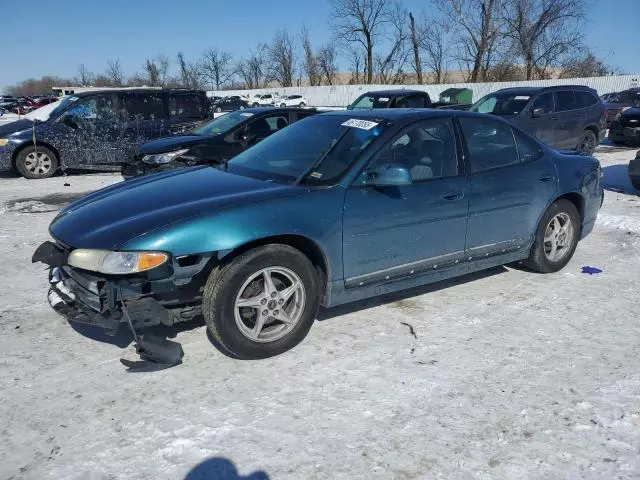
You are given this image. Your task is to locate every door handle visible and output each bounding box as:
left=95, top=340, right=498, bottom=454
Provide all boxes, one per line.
left=551, top=116, right=559, bottom=121
left=539, top=174, right=554, bottom=182
left=442, top=191, right=464, bottom=201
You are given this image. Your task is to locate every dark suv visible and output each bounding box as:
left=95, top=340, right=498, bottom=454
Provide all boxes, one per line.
left=0, top=89, right=211, bottom=179
left=469, top=86, right=606, bottom=155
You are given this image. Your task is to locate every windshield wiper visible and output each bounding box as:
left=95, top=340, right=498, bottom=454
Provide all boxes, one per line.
left=295, top=128, right=350, bottom=185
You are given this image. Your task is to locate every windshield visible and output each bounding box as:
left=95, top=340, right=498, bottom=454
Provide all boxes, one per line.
left=348, top=94, right=391, bottom=110
left=24, top=96, right=73, bottom=121
left=469, top=93, right=532, bottom=115
left=192, top=111, right=252, bottom=136
left=226, top=115, right=386, bottom=185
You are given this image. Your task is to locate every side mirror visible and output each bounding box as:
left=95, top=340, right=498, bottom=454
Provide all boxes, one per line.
left=531, top=107, right=545, bottom=117
left=365, top=163, right=412, bottom=187
left=61, top=114, right=78, bottom=128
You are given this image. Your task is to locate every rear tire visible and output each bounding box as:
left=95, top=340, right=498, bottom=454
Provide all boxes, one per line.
left=14, top=145, right=58, bottom=179
left=203, top=244, right=320, bottom=359
left=252, top=102, right=259, bottom=107
left=577, top=129, right=597, bottom=155
left=524, top=199, right=580, bottom=273
left=299, top=102, right=305, bottom=107
left=215, top=106, right=222, bottom=113
left=631, top=178, right=640, bottom=191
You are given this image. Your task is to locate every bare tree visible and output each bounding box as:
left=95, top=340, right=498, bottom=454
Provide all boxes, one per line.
left=301, top=26, right=321, bottom=86
left=347, top=47, right=366, bottom=84
left=375, top=6, right=410, bottom=84
left=437, top=0, right=503, bottom=82
left=409, top=12, right=423, bottom=84
left=77, top=64, right=94, bottom=86
left=559, top=51, right=611, bottom=78
left=331, top=0, right=393, bottom=84
left=267, top=30, right=296, bottom=87
left=419, top=17, right=451, bottom=84
left=105, top=59, right=124, bottom=86
left=236, top=45, right=268, bottom=89
left=7, top=75, right=75, bottom=96
left=177, top=52, right=202, bottom=89
left=502, top=0, right=586, bottom=80
left=141, top=56, right=170, bottom=87
left=317, top=44, right=339, bottom=85
left=200, top=49, right=234, bottom=90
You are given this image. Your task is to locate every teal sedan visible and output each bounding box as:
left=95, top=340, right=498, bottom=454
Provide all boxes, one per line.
left=33, top=109, right=603, bottom=361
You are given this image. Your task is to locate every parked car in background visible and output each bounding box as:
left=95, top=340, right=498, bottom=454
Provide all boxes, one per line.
left=609, top=105, right=640, bottom=145
left=347, top=89, right=468, bottom=111
left=34, top=108, right=602, bottom=360
left=278, top=95, right=308, bottom=107
left=469, top=85, right=606, bottom=155
left=211, top=95, right=249, bottom=112
left=629, top=150, right=640, bottom=190
left=122, top=107, right=319, bottom=178
left=0, top=89, right=211, bottom=179
left=249, top=94, right=278, bottom=107
left=604, top=88, right=640, bottom=131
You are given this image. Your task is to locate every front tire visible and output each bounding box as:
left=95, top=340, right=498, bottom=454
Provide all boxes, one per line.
left=577, top=129, right=597, bottom=155
left=631, top=178, right=640, bottom=191
left=203, top=244, right=320, bottom=359
left=299, top=102, right=306, bottom=107
left=15, top=145, right=58, bottom=179
left=252, top=102, right=259, bottom=107
left=524, top=199, right=580, bottom=273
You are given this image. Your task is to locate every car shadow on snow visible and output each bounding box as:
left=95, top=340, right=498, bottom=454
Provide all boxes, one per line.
left=601, top=164, right=639, bottom=195
left=184, top=457, right=270, bottom=480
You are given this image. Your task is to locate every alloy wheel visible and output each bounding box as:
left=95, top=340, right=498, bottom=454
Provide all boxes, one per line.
left=543, top=213, right=575, bottom=262
left=234, top=266, right=306, bottom=343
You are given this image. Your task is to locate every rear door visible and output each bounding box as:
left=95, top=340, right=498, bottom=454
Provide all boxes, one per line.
left=460, top=116, right=557, bottom=256
left=553, top=90, right=582, bottom=149
left=120, top=92, right=166, bottom=160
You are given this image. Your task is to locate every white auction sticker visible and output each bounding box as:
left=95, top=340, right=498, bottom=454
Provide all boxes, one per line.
left=341, top=119, right=379, bottom=130
left=239, top=112, right=254, bottom=117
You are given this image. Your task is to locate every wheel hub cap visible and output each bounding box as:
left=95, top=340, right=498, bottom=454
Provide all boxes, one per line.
left=543, top=212, right=574, bottom=262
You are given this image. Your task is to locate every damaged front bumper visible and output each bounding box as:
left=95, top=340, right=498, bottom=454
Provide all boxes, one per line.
left=35, top=241, right=210, bottom=334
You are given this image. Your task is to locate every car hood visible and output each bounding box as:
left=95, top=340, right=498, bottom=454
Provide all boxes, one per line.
left=138, top=134, right=215, bottom=155
left=50, top=166, right=299, bottom=249
left=620, top=107, right=640, bottom=119
left=0, top=119, right=33, bottom=137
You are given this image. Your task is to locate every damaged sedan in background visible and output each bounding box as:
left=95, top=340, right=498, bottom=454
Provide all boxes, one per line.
left=0, top=89, right=211, bottom=179
left=32, top=109, right=603, bottom=365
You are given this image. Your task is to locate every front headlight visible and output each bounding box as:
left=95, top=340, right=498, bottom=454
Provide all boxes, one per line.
left=141, top=148, right=190, bottom=165
left=68, top=249, right=169, bottom=274
left=0, top=138, right=8, bottom=146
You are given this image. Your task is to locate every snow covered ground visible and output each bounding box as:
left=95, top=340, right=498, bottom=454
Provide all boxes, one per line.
left=0, top=147, right=639, bottom=480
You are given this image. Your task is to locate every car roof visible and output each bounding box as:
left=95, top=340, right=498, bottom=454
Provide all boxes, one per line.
left=72, top=88, right=204, bottom=98
left=239, top=107, right=318, bottom=114
left=494, top=85, right=597, bottom=95
left=359, top=89, right=427, bottom=96
left=319, top=108, right=494, bottom=123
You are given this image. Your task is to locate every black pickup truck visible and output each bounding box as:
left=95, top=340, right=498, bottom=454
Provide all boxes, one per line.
left=347, top=89, right=470, bottom=111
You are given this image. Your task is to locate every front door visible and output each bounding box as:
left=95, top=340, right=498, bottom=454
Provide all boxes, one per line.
left=459, top=117, right=558, bottom=256
left=342, top=117, right=468, bottom=287
left=517, top=92, right=556, bottom=146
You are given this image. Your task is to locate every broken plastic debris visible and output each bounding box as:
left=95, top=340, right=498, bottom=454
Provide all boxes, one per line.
left=581, top=266, right=602, bottom=275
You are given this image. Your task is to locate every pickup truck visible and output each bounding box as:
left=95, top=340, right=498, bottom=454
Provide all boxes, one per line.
left=347, top=89, right=469, bottom=111
left=248, top=93, right=279, bottom=107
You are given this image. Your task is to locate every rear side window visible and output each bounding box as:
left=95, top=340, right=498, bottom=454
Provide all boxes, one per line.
left=575, top=91, right=598, bottom=108
left=556, top=91, right=579, bottom=111
left=459, top=117, right=519, bottom=173
left=514, top=130, right=542, bottom=163
left=168, top=93, right=204, bottom=119
left=123, top=94, right=164, bottom=120
left=406, top=95, right=428, bottom=108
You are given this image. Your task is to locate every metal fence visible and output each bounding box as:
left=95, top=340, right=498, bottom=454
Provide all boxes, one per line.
left=208, top=74, right=640, bottom=108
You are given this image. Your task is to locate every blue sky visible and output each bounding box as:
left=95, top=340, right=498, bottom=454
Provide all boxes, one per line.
left=2, top=0, right=638, bottom=93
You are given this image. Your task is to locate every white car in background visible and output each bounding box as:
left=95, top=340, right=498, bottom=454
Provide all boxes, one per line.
left=278, top=95, right=308, bottom=107
left=248, top=93, right=279, bottom=107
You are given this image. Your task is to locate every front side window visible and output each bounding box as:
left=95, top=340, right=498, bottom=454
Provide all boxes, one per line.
left=348, top=94, right=390, bottom=110
left=168, top=93, right=204, bottom=119
left=66, top=94, right=120, bottom=121
left=459, top=117, right=519, bottom=172
left=192, top=110, right=251, bottom=136
left=246, top=114, right=289, bottom=136
left=362, top=118, right=459, bottom=183
left=531, top=92, right=554, bottom=114
left=514, top=129, right=542, bottom=163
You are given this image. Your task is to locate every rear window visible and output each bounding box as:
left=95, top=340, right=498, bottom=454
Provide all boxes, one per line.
left=123, top=94, right=164, bottom=120
left=555, top=91, right=579, bottom=111
left=575, top=91, right=598, bottom=108
left=168, top=93, right=204, bottom=119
